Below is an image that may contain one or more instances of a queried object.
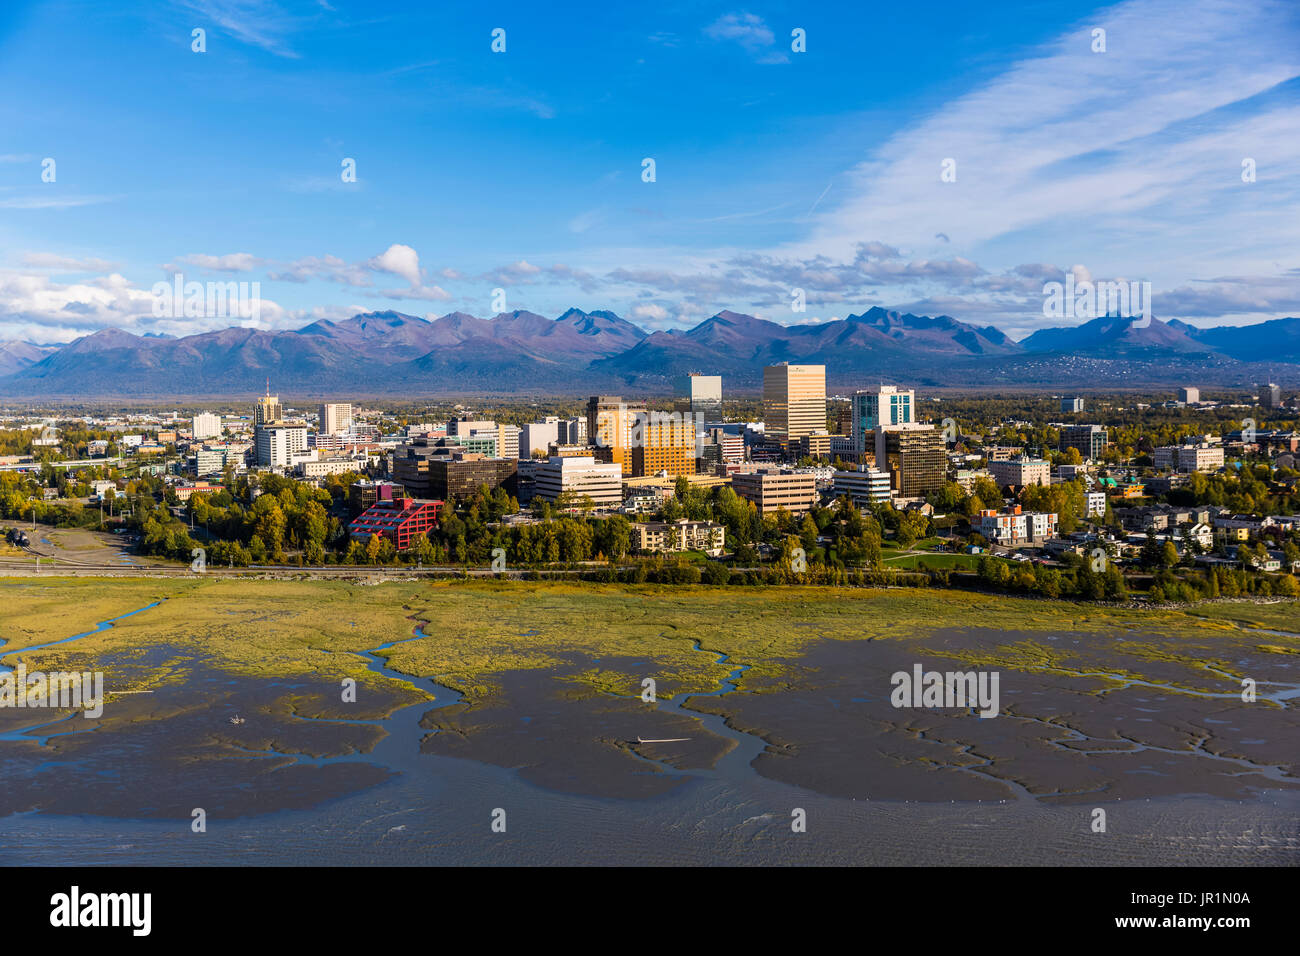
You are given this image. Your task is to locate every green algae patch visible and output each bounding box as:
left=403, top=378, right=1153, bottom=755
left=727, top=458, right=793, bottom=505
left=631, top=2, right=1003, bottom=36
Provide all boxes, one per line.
left=3, top=577, right=1294, bottom=708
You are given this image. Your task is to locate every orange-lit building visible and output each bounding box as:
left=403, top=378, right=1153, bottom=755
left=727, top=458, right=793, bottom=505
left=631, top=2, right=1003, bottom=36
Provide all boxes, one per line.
left=587, top=395, right=647, bottom=476
left=631, top=411, right=698, bottom=478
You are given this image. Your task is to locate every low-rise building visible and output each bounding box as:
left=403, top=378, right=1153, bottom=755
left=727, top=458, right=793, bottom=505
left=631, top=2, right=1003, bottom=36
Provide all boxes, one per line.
left=732, top=468, right=818, bottom=514
left=831, top=466, right=891, bottom=507
left=297, top=457, right=365, bottom=478
left=173, top=481, right=222, bottom=503
left=988, top=456, right=1051, bottom=489
left=977, top=505, right=1058, bottom=546
left=632, top=519, right=726, bottom=556
left=1153, top=444, right=1224, bottom=473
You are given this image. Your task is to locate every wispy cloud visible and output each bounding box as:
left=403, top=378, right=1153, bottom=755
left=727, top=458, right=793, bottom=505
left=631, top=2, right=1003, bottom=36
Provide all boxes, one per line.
left=178, top=0, right=307, bottom=58
left=704, top=12, right=773, bottom=50
left=793, top=0, right=1300, bottom=282
left=21, top=253, right=117, bottom=272
left=0, top=195, right=116, bottom=209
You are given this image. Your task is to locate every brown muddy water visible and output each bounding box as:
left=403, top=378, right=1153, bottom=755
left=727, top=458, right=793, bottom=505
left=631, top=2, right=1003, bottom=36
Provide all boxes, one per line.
left=0, top=613, right=1296, bottom=865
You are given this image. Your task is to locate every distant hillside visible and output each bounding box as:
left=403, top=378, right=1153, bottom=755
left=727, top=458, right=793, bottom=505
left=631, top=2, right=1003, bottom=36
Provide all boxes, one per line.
left=1, top=307, right=1297, bottom=397
left=0, top=340, right=58, bottom=376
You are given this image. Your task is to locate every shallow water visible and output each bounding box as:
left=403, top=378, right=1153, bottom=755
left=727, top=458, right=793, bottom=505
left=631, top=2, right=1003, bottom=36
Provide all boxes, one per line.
left=1, top=603, right=1297, bottom=866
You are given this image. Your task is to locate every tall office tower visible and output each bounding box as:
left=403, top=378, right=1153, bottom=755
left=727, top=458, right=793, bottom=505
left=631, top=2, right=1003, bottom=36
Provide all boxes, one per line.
left=586, top=396, right=647, bottom=476
left=1261, top=383, right=1282, bottom=409
left=763, top=364, right=826, bottom=449
left=192, top=412, right=222, bottom=440
left=319, top=403, right=353, bottom=436
left=682, top=374, right=723, bottom=422
left=877, top=424, right=946, bottom=497
left=851, top=385, right=914, bottom=455
left=1061, top=396, right=1084, bottom=414
left=254, top=385, right=283, bottom=426
left=1178, top=387, right=1199, bottom=405
left=630, top=410, right=698, bottom=478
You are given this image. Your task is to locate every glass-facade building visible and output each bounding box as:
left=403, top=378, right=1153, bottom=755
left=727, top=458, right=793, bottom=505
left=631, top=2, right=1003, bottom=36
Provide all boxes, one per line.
left=852, top=386, right=914, bottom=455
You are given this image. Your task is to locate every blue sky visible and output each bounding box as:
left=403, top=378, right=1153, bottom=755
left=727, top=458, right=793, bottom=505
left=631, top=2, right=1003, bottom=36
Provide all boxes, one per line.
left=1, top=0, right=1298, bottom=344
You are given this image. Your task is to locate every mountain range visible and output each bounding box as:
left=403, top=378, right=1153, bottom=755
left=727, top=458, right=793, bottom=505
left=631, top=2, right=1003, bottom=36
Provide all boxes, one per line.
left=2, top=306, right=1297, bottom=397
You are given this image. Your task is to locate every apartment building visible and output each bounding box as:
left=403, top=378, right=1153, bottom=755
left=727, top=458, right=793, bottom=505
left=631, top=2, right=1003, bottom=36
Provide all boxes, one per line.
left=255, top=424, right=309, bottom=467
left=977, top=506, right=1058, bottom=546
left=632, top=519, right=726, bottom=557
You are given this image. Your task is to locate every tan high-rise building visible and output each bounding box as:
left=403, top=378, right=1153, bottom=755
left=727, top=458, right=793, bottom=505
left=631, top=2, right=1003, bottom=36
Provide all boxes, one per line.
left=587, top=395, right=647, bottom=476
left=319, top=402, right=353, bottom=436
left=255, top=390, right=283, bottom=426
left=763, top=364, right=826, bottom=449
left=631, top=411, right=698, bottom=478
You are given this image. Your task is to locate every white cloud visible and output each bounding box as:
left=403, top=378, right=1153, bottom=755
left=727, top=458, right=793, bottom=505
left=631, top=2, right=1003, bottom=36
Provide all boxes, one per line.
left=704, top=12, right=774, bottom=51
left=367, top=243, right=422, bottom=286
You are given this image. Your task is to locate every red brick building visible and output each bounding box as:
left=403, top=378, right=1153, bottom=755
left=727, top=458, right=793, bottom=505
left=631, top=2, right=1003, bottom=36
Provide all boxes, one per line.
left=348, top=498, right=443, bottom=549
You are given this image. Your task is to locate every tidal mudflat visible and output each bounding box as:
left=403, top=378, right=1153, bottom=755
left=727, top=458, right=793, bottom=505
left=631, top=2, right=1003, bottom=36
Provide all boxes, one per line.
left=0, top=578, right=1295, bottom=865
